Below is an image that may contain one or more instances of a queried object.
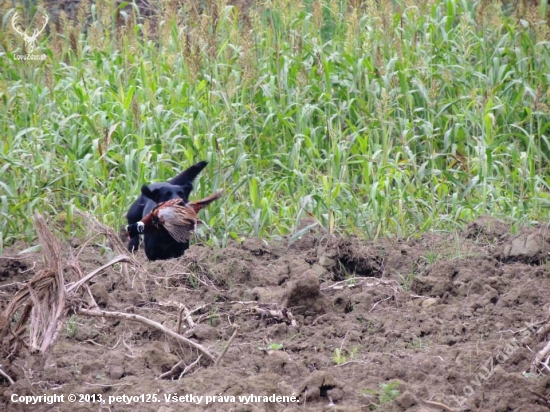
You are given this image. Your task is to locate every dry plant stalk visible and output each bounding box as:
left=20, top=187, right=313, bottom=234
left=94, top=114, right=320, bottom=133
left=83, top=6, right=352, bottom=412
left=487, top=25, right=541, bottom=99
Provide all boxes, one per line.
left=0, top=213, right=66, bottom=355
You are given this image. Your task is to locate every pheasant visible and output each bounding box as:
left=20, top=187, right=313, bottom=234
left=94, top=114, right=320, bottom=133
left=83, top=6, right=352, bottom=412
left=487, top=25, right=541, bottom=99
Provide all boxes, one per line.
left=126, top=191, right=222, bottom=246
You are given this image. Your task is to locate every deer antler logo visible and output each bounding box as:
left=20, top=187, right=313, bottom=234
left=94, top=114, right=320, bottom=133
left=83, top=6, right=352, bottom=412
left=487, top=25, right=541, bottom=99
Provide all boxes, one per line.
left=11, top=11, right=49, bottom=53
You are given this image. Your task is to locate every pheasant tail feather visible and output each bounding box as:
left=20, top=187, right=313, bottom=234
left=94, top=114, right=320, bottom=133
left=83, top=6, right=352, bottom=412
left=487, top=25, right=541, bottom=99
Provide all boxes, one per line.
left=190, top=190, right=223, bottom=212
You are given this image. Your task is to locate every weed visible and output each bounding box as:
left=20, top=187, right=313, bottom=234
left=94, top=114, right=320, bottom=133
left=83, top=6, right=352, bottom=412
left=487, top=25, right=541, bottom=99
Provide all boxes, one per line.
left=398, top=271, right=416, bottom=291
left=361, top=380, right=401, bottom=407
left=259, top=342, right=283, bottom=351
left=268, top=343, right=283, bottom=350
left=424, top=252, right=441, bottom=265
left=406, top=337, right=430, bottom=350
left=379, top=381, right=401, bottom=404
left=333, top=346, right=359, bottom=365
left=65, top=315, right=78, bottom=338
left=333, top=348, right=347, bottom=365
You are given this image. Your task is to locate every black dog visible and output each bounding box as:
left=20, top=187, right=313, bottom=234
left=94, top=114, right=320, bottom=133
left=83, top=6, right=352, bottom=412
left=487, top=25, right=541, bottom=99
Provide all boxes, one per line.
left=126, top=161, right=208, bottom=260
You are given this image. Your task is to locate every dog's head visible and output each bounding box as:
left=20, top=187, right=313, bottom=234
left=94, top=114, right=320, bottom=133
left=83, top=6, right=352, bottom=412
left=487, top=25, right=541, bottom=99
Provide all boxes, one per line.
left=141, top=182, right=193, bottom=204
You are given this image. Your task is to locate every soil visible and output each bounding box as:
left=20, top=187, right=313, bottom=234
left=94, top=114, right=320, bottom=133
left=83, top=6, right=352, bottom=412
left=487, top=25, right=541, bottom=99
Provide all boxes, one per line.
left=1, top=217, right=550, bottom=411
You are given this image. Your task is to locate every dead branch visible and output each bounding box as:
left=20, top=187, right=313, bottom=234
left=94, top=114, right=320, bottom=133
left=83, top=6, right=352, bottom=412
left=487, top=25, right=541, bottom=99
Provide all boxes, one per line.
left=0, top=365, right=14, bottom=385
left=0, top=214, right=68, bottom=355
left=159, top=359, right=186, bottom=379
left=66, top=255, right=132, bottom=293
left=215, top=326, right=239, bottom=367
left=76, top=308, right=215, bottom=363
left=321, top=277, right=401, bottom=292
left=66, top=257, right=99, bottom=310
left=179, top=355, right=203, bottom=379
left=0, top=281, right=28, bottom=289
left=527, top=389, right=550, bottom=409
left=536, top=323, right=550, bottom=342
left=176, top=305, right=195, bottom=334
left=422, top=399, right=456, bottom=412
left=531, top=339, right=550, bottom=374
left=369, top=295, right=394, bottom=313
left=529, top=318, right=550, bottom=374
left=154, top=301, right=197, bottom=334
left=159, top=354, right=203, bottom=380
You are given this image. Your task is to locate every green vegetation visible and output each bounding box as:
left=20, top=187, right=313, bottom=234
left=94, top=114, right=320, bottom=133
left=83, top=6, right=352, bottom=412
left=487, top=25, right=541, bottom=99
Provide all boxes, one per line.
left=362, top=380, right=401, bottom=407
left=397, top=271, right=416, bottom=291
left=1, top=0, right=550, bottom=254
left=333, top=345, right=358, bottom=364
left=378, top=381, right=401, bottom=404
left=65, top=314, right=78, bottom=338
left=259, top=342, right=283, bottom=351
left=333, top=347, right=347, bottom=364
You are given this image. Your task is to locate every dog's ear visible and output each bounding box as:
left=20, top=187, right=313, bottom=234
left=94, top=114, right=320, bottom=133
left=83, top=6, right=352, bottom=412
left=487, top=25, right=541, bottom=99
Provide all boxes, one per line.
left=141, top=184, right=157, bottom=200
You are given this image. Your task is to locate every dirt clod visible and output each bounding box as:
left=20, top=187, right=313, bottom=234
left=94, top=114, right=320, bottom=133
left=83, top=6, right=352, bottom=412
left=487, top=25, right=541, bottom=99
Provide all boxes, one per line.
left=395, top=391, right=418, bottom=410
left=282, top=269, right=328, bottom=316
left=465, top=216, right=509, bottom=243
left=299, top=370, right=341, bottom=402
left=0, top=258, right=27, bottom=280
left=497, top=229, right=550, bottom=264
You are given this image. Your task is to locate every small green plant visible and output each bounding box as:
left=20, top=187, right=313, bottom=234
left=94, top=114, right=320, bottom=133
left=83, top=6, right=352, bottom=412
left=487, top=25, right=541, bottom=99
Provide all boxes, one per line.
left=361, top=381, right=401, bottom=407
left=335, top=260, right=354, bottom=281
left=186, top=273, right=200, bottom=290
left=424, top=251, right=441, bottom=265
left=267, top=343, right=283, bottom=350
left=259, top=342, right=283, bottom=351
left=333, top=343, right=360, bottom=365
left=65, top=315, right=78, bottom=338
left=398, top=272, right=416, bottom=291
left=333, top=348, right=347, bottom=365
left=208, top=305, right=219, bottom=327
left=379, top=381, right=401, bottom=404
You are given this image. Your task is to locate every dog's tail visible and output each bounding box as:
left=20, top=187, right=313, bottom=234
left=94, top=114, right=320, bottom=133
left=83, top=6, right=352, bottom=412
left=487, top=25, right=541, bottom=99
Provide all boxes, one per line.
left=168, top=161, right=208, bottom=186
